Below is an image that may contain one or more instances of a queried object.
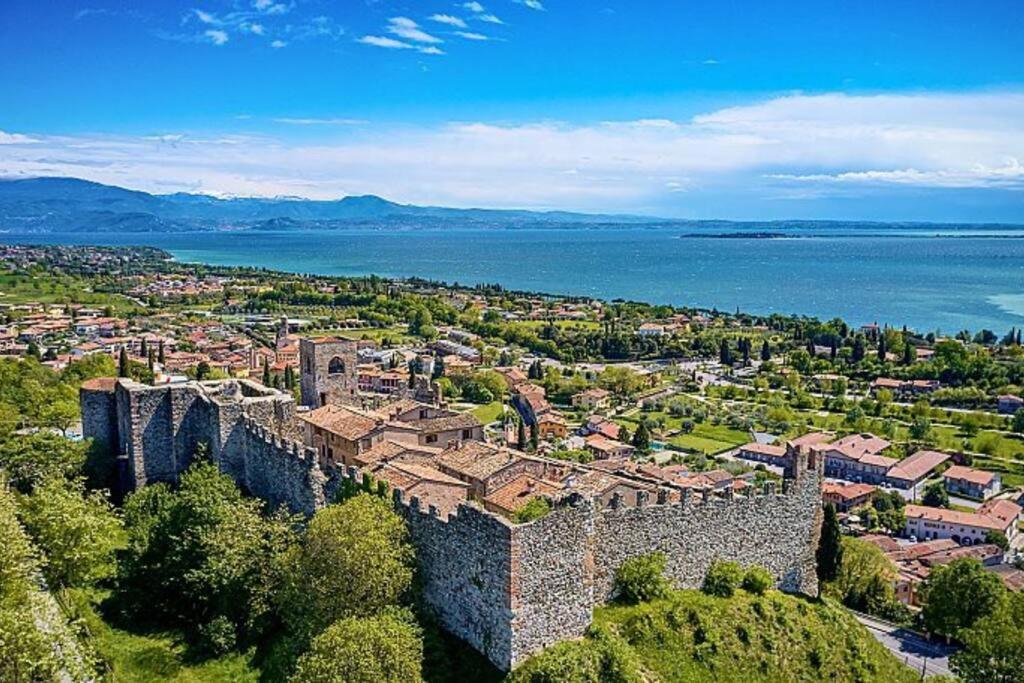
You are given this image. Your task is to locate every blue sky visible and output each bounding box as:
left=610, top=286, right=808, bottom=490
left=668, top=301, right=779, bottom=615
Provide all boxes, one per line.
left=1, top=0, right=1023, bottom=221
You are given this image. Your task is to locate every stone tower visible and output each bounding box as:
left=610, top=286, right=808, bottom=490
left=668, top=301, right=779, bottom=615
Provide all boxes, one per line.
left=299, top=337, right=359, bottom=408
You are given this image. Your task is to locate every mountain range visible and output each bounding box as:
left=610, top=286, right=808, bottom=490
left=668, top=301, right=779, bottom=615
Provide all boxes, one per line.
left=0, top=176, right=657, bottom=232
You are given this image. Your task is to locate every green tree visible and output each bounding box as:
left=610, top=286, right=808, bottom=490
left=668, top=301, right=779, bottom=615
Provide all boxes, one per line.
left=921, top=558, right=1006, bottom=638
left=984, top=530, right=1009, bottom=551
left=702, top=559, right=743, bottom=598
left=1012, top=409, right=1024, bottom=435
left=816, top=503, right=843, bottom=583
left=614, top=552, right=670, bottom=604
left=119, top=460, right=297, bottom=647
left=291, top=610, right=424, bottom=683
left=513, top=496, right=551, bottom=524
left=760, top=339, right=771, bottom=362
left=826, top=537, right=898, bottom=615
left=951, top=592, right=1024, bottom=683
left=0, top=432, right=89, bottom=493
left=278, top=494, right=414, bottom=643
left=742, top=565, right=773, bottom=595
left=17, top=476, right=122, bottom=588
left=922, top=481, right=949, bottom=508
left=631, top=420, right=651, bottom=454
left=118, top=347, right=130, bottom=377
left=909, top=415, right=934, bottom=442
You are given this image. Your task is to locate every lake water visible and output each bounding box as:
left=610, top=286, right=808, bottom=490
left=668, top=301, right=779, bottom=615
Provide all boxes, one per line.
left=3, top=227, right=1024, bottom=334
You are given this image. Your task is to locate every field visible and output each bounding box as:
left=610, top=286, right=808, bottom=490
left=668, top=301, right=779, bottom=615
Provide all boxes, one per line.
left=616, top=410, right=750, bottom=455
left=471, top=400, right=506, bottom=424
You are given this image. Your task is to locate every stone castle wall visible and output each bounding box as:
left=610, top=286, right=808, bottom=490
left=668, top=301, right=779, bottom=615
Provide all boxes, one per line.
left=81, top=379, right=823, bottom=673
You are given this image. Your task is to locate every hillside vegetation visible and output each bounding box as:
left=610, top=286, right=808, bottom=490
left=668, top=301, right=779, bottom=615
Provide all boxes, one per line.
left=511, top=589, right=919, bottom=683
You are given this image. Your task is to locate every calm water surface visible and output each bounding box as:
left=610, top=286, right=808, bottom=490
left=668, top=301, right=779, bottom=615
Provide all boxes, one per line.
left=4, top=227, right=1024, bottom=334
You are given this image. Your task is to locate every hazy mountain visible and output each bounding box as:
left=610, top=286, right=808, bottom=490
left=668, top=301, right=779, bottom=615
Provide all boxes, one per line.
left=0, top=176, right=656, bottom=232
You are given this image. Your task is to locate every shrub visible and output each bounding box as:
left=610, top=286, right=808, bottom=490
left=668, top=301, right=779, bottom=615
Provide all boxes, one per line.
left=197, top=616, right=237, bottom=657
left=742, top=566, right=773, bottom=595
left=702, top=560, right=743, bottom=598
left=614, top=552, right=670, bottom=604
left=513, top=497, right=552, bottom=524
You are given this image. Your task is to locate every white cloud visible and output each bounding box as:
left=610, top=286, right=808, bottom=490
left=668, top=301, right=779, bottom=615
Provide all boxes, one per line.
left=4, top=92, right=1022, bottom=210
left=193, top=9, right=219, bottom=24
left=702, top=59, right=719, bottom=65
left=0, top=131, right=39, bottom=144
left=479, top=13, right=503, bottom=24
left=253, top=0, right=290, bottom=15
left=430, top=14, right=467, bottom=28
left=519, top=0, right=545, bottom=9
left=418, top=46, right=445, bottom=55
left=270, top=39, right=287, bottom=48
left=358, top=35, right=413, bottom=50
left=204, top=29, right=229, bottom=45
left=387, top=17, right=442, bottom=44
left=247, top=22, right=265, bottom=35
left=455, top=31, right=489, bottom=41
left=463, top=2, right=485, bottom=12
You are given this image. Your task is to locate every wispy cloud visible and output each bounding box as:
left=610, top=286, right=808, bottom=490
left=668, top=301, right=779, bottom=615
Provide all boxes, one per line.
left=479, top=13, right=503, bottom=24
left=518, top=0, right=545, bottom=10
left=387, top=17, right=442, bottom=44
left=463, top=2, right=485, bottom=12
left=204, top=29, right=229, bottom=45
left=252, top=0, right=291, bottom=15
left=270, top=39, right=286, bottom=48
left=430, top=14, right=467, bottom=28
left=5, top=92, right=1021, bottom=210
left=358, top=35, right=413, bottom=50
left=455, top=31, right=490, bottom=41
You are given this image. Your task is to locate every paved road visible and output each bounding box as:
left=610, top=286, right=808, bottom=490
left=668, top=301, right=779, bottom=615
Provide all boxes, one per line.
left=853, top=613, right=957, bottom=678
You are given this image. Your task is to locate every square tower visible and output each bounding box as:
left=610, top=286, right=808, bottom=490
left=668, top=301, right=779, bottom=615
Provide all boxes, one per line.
left=300, top=337, right=359, bottom=408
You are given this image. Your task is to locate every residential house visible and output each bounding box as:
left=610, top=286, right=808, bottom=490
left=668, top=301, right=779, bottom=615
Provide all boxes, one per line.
left=822, top=482, right=876, bottom=512
left=904, top=499, right=1022, bottom=545
left=572, top=387, right=611, bottom=411
left=885, top=449, right=950, bottom=493
left=943, top=465, right=1001, bottom=500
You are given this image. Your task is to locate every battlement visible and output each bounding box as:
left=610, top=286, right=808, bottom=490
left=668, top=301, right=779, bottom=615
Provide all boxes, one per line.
left=81, top=381, right=823, bottom=673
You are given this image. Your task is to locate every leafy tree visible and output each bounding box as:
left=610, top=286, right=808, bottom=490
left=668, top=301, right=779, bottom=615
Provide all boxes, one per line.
left=509, top=623, right=645, bottom=683
left=984, top=530, right=1009, bottom=551
left=118, top=347, right=130, bottom=377
left=1012, top=409, right=1024, bottom=435
left=17, top=476, right=122, bottom=587
left=0, top=432, right=89, bottom=493
left=816, top=503, right=843, bottom=583
left=921, top=558, right=1006, bottom=638
left=741, top=565, right=773, bottom=595
left=631, top=420, right=651, bottom=454
left=702, top=559, right=743, bottom=598
left=826, top=537, right=899, bottom=616
left=278, top=494, right=414, bottom=643
left=513, top=496, right=551, bottom=524
left=909, top=415, right=934, bottom=442
left=614, top=552, right=670, bottom=604
left=922, top=481, right=949, bottom=508
left=292, top=610, right=424, bottom=683
left=951, top=592, right=1024, bottom=683
left=119, top=460, right=297, bottom=647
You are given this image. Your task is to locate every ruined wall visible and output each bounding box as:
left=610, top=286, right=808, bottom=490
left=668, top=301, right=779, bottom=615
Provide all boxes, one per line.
left=591, top=464, right=822, bottom=600
left=80, top=386, right=118, bottom=454
left=239, top=420, right=327, bottom=514
left=397, top=489, right=516, bottom=670
left=509, top=495, right=594, bottom=667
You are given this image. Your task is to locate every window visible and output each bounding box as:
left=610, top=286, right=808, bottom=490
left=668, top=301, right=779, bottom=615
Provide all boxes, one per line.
left=426, top=434, right=438, bottom=444
left=328, top=356, right=346, bottom=375
left=462, top=429, right=472, bottom=439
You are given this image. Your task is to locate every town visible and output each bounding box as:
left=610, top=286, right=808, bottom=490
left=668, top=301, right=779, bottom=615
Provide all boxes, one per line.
left=4, top=243, right=1024, bottom=680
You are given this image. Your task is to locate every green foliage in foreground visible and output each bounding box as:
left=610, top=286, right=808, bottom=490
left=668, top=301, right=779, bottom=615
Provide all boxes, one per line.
left=512, top=589, right=920, bottom=683
left=614, top=552, right=670, bottom=604
left=292, top=609, right=424, bottom=683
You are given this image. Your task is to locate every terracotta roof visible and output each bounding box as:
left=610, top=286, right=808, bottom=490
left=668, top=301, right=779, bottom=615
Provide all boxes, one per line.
left=740, top=442, right=786, bottom=457
left=860, top=534, right=901, bottom=553
left=298, top=404, right=382, bottom=440
left=920, top=544, right=1003, bottom=567
left=905, top=504, right=1005, bottom=531
left=943, top=465, right=996, bottom=487
left=435, top=442, right=520, bottom=481
left=886, top=450, right=950, bottom=483
left=822, top=481, right=876, bottom=501
left=407, top=413, right=482, bottom=433
left=977, top=499, right=1022, bottom=526
left=484, top=474, right=559, bottom=513
left=80, top=376, right=118, bottom=392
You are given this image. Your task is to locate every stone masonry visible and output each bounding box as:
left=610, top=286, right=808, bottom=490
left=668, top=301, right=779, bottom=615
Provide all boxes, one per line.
left=81, top=378, right=823, bottom=672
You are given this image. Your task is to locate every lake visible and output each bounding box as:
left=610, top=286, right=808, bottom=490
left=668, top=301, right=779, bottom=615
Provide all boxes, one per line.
left=3, top=226, right=1024, bottom=334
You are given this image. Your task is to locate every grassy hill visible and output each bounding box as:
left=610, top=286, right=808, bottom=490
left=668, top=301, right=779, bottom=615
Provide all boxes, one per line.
left=511, top=589, right=921, bottom=683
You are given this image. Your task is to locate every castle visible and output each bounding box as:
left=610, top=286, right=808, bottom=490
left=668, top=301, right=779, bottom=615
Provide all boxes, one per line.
left=81, top=365, right=823, bottom=672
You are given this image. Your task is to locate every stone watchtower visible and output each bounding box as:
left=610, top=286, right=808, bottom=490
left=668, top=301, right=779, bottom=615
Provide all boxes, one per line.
left=299, top=337, right=359, bottom=408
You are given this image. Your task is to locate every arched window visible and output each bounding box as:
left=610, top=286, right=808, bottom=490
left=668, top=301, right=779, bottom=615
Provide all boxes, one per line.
left=328, top=356, right=346, bottom=375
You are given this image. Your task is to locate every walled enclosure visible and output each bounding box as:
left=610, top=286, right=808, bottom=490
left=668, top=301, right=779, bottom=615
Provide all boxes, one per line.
left=81, top=378, right=823, bottom=672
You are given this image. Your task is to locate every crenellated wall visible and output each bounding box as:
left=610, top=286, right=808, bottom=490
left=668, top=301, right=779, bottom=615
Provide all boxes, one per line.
left=81, top=378, right=823, bottom=673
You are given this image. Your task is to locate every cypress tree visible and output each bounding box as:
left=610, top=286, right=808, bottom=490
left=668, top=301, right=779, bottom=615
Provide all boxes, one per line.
left=262, top=363, right=272, bottom=386
left=877, top=334, right=887, bottom=362
left=852, top=336, right=865, bottom=363
left=530, top=423, right=539, bottom=451
left=632, top=420, right=651, bottom=454
left=816, top=503, right=843, bottom=583
left=760, top=339, right=771, bottom=362
left=903, top=342, right=914, bottom=366
left=158, top=340, right=166, bottom=365
left=118, top=347, right=130, bottom=377
left=719, top=339, right=732, bottom=366
left=517, top=419, right=526, bottom=451
left=408, top=360, right=417, bottom=389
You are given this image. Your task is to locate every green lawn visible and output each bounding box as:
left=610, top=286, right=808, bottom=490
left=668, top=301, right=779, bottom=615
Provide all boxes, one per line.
left=617, top=410, right=749, bottom=455
left=471, top=401, right=506, bottom=425
left=67, top=589, right=261, bottom=683
left=314, top=326, right=416, bottom=344
left=0, top=273, right=139, bottom=313
left=509, top=319, right=601, bottom=332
